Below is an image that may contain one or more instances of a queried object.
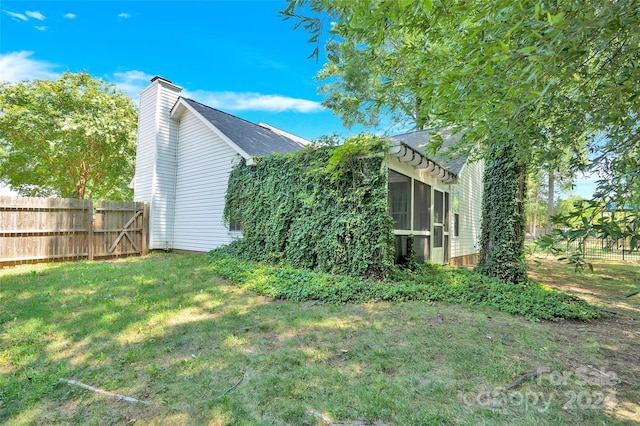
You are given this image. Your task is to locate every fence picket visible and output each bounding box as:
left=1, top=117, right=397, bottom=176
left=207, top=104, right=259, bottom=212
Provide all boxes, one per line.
left=0, top=196, right=148, bottom=267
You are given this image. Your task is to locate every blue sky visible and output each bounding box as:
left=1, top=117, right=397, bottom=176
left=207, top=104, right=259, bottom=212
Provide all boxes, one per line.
left=0, top=0, right=596, bottom=198
left=0, top=1, right=353, bottom=140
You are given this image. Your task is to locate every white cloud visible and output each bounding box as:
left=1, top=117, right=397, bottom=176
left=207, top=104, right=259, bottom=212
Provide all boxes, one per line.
left=112, top=70, right=154, bottom=101
left=0, top=57, right=324, bottom=115
left=118, top=13, right=131, bottom=19
left=3, top=10, right=28, bottom=21
left=0, top=51, right=59, bottom=83
left=64, top=13, right=76, bottom=19
left=0, top=58, right=149, bottom=103
left=185, top=90, right=324, bottom=113
left=25, top=10, right=45, bottom=21
left=114, top=70, right=152, bottom=83
left=109, top=73, right=323, bottom=113
left=34, top=26, right=47, bottom=31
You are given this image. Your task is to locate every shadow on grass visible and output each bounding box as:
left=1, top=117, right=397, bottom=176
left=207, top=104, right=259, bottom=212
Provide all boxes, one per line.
left=0, top=253, right=636, bottom=424
left=528, top=256, right=640, bottom=318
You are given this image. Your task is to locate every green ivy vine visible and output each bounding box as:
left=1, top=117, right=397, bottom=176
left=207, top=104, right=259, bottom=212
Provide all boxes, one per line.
left=475, top=143, right=529, bottom=284
left=224, top=134, right=394, bottom=278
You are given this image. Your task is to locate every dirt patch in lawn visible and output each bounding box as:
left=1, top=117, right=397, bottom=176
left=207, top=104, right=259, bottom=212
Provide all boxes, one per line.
left=528, top=256, right=640, bottom=422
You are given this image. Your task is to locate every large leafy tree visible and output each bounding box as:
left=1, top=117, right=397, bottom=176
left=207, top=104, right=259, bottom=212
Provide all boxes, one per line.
left=283, top=0, right=640, bottom=283
left=0, top=72, right=137, bottom=200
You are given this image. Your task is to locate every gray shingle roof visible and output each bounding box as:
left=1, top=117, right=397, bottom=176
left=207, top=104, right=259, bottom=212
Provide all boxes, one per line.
left=389, top=129, right=468, bottom=175
left=182, top=98, right=307, bottom=156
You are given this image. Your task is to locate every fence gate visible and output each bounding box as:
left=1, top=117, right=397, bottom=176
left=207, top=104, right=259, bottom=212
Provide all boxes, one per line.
left=92, top=201, right=148, bottom=260
left=0, top=196, right=149, bottom=268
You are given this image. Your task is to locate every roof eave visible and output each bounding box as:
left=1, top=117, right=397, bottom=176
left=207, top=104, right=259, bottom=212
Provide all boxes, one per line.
left=258, top=122, right=312, bottom=147
left=387, top=140, right=456, bottom=183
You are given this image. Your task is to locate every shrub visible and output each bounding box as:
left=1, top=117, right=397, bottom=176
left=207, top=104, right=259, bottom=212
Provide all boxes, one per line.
left=207, top=249, right=600, bottom=322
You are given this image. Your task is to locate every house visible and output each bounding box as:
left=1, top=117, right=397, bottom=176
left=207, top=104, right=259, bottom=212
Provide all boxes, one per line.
left=133, top=76, right=310, bottom=252
left=386, top=130, right=484, bottom=266
left=133, top=77, right=483, bottom=265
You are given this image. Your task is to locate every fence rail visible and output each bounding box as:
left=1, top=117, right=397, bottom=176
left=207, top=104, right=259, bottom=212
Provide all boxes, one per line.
left=528, top=235, right=640, bottom=262
left=570, top=237, right=639, bottom=262
left=0, top=196, right=149, bottom=267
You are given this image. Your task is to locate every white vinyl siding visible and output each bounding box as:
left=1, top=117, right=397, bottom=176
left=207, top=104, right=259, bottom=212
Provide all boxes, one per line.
left=451, top=159, right=484, bottom=259
left=133, top=84, right=159, bottom=204
left=172, top=110, right=239, bottom=252
left=151, top=87, right=180, bottom=249
left=133, top=79, right=181, bottom=249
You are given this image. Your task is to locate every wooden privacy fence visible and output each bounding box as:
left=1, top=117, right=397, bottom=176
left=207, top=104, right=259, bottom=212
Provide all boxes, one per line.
left=0, top=196, right=149, bottom=267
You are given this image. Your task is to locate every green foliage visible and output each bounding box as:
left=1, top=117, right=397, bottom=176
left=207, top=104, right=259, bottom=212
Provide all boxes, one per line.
left=223, top=134, right=394, bottom=277
left=554, top=195, right=588, bottom=221
left=283, top=0, right=639, bottom=180
left=283, top=0, right=640, bottom=285
left=325, top=134, right=385, bottom=182
left=207, top=248, right=601, bottom=322
left=0, top=72, right=137, bottom=199
left=537, top=197, right=639, bottom=273
left=476, top=144, right=528, bottom=283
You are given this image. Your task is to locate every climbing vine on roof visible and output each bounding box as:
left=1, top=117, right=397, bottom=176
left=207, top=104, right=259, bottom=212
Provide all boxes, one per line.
left=223, top=134, right=394, bottom=278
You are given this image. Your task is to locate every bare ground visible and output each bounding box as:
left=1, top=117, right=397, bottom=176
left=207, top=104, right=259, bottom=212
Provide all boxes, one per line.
left=528, top=257, right=640, bottom=422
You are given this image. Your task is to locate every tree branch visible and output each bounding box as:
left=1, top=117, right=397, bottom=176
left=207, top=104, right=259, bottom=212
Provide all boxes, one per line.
left=475, top=367, right=551, bottom=404
left=213, top=369, right=246, bottom=400
left=60, top=378, right=150, bottom=405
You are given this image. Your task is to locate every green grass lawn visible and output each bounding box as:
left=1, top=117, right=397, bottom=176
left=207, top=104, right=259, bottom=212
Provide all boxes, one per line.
left=1, top=253, right=638, bottom=425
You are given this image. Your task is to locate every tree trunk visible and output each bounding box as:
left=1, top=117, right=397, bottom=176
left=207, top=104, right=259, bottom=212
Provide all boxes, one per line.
left=475, top=144, right=528, bottom=284
left=546, top=170, right=555, bottom=234
left=531, top=190, right=539, bottom=237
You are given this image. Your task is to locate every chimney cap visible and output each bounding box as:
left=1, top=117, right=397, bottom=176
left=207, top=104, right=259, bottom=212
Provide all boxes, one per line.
left=150, top=76, right=173, bottom=84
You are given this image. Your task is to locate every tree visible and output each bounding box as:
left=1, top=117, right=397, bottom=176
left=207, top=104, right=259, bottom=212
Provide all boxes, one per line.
left=525, top=171, right=547, bottom=237
left=554, top=195, right=587, bottom=220
left=526, top=167, right=581, bottom=237
left=283, top=0, right=640, bottom=283
left=317, top=37, right=438, bottom=130
left=476, top=143, right=528, bottom=283
left=0, top=72, right=137, bottom=200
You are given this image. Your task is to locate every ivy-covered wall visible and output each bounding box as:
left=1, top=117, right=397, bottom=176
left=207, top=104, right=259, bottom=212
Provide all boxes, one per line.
left=224, top=135, right=394, bottom=278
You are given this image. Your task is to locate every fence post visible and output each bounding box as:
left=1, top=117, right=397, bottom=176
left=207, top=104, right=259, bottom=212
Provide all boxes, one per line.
left=87, top=199, right=94, bottom=261
left=142, top=202, right=149, bottom=256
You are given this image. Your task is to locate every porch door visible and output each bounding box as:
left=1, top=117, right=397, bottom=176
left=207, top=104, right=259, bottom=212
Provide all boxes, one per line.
left=432, top=189, right=445, bottom=264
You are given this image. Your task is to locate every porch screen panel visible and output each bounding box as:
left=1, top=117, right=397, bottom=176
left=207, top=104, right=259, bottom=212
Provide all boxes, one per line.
left=414, top=236, right=430, bottom=263
left=444, top=192, right=450, bottom=232
left=413, top=180, right=431, bottom=231
left=433, top=225, right=443, bottom=248
left=434, top=190, right=444, bottom=224
left=388, top=170, right=411, bottom=230
left=394, top=235, right=409, bottom=263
